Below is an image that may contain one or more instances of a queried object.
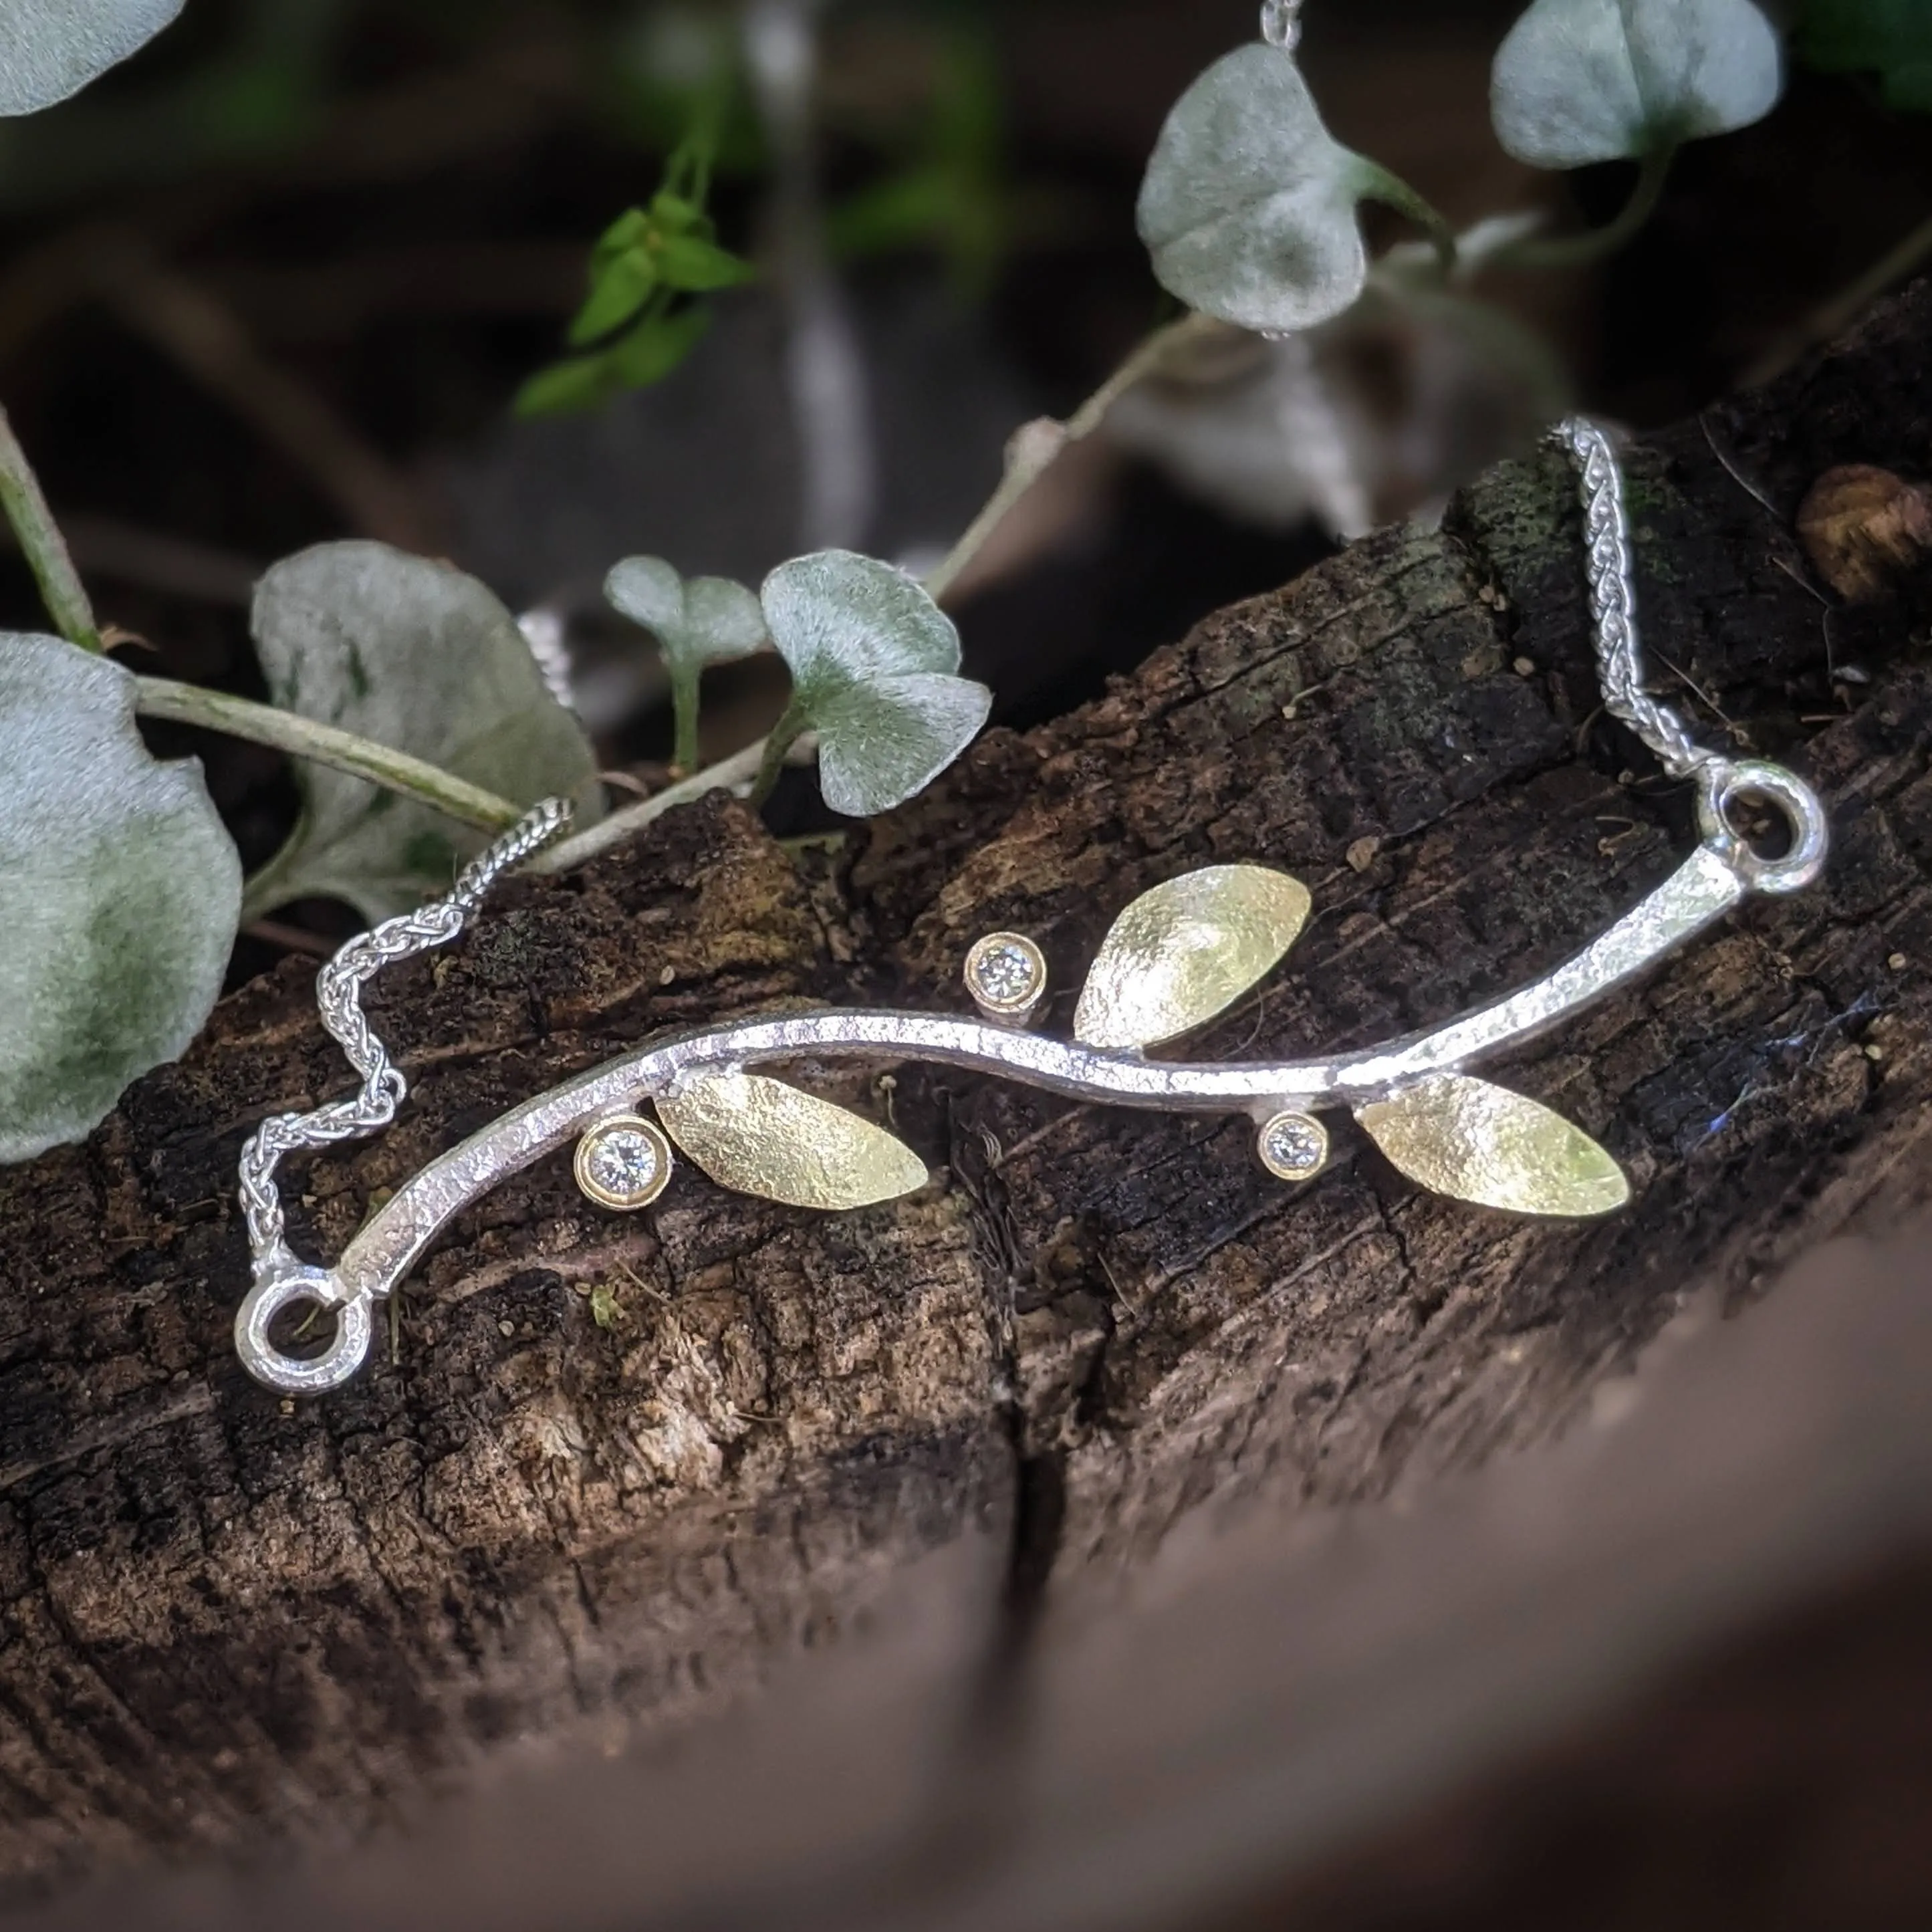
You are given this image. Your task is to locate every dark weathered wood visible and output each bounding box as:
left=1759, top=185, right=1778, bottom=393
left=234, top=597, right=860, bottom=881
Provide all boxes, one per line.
left=1, top=283, right=1928, bottom=1905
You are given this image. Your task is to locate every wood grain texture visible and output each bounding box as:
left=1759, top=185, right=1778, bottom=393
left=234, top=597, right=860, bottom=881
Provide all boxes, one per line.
left=1, top=283, right=1928, bottom=1905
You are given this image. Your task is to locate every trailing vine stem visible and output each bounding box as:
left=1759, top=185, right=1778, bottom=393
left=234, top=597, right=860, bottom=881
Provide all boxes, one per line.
left=1489, top=144, right=1677, bottom=273
left=922, top=310, right=1228, bottom=605
left=0, top=402, right=100, bottom=654
left=133, top=679, right=524, bottom=833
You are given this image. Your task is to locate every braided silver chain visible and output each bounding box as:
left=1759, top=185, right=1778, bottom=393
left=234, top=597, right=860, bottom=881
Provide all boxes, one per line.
left=1555, top=416, right=1716, bottom=781
left=237, top=798, right=573, bottom=1280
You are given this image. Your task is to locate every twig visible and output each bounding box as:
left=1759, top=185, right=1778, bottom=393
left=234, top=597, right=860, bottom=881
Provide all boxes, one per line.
left=106, top=265, right=439, bottom=552
left=134, top=675, right=523, bottom=832
left=923, top=310, right=1225, bottom=606
left=58, top=513, right=259, bottom=606
left=0, top=402, right=98, bottom=650
left=1697, top=413, right=1781, bottom=522
left=531, top=736, right=770, bottom=874
left=531, top=731, right=818, bottom=875
left=1743, top=210, right=1932, bottom=388
left=243, top=919, right=335, bottom=958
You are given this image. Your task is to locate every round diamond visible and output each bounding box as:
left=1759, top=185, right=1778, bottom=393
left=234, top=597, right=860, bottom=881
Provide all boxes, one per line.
left=965, top=932, right=1046, bottom=1017
left=1257, top=1110, right=1328, bottom=1183
left=574, top=1114, right=673, bottom=1209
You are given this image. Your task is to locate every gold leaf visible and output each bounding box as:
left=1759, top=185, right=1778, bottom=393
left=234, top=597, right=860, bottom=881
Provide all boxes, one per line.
left=656, top=1072, right=927, bottom=1211
left=1073, top=864, right=1312, bottom=1050
left=1356, top=1074, right=1630, bottom=1218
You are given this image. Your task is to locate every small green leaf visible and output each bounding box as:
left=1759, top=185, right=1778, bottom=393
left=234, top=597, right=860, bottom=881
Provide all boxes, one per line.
left=1491, top=0, right=1784, bottom=168
left=247, top=542, right=604, bottom=921
left=649, top=188, right=705, bottom=233
left=0, top=0, right=185, bottom=116
left=760, top=551, right=991, bottom=818
left=614, top=305, right=713, bottom=385
left=656, top=233, right=757, bottom=293
left=568, top=247, right=658, bottom=347
left=1136, top=43, right=1382, bottom=334
left=514, top=351, right=624, bottom=418
left=1, top=634, right=241, bottom=1161
left=605, top=556, right=766, bottom=682
left=592, top=207, right=652, bottom=271
left=604, top=556, right=685, bottom=637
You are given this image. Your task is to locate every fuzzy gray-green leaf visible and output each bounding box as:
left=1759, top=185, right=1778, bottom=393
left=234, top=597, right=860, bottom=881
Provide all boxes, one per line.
left=1, top=633, right=241, bottom=1162
left=810, top=672, right=992, bottom=818
left=0, top=0, right=185, bottom=116
left=1135, top=42, right=1374, bottom=334
left=1491, top=0, right=1783, bottom=168
left=605, top=556, right=767, bottom=675
left=250, top=541, right=603, bottom=922
left=760, top=550, right=990, bottom=818
left=762, top=549, right=963, bottom=693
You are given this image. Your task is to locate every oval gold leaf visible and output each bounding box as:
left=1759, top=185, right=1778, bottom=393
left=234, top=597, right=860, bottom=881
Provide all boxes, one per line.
left=1356, top=1074, right=1630, bottom=1218
left=656, top=1072, right=927, bottom=1211
left=1073, top=864, right=1312, bottom=1051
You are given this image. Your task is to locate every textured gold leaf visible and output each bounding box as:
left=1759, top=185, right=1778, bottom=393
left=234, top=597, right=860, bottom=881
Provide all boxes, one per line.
left=1356, top=1074, right=1630, bottom=1217
left=1074, top=864, right=1312, bottom=1051
left=656, top=1072, right=927, bottom=1210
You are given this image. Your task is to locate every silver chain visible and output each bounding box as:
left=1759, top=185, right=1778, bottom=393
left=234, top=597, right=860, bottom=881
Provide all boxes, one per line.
left=1555, top=416, right=1716, bottom=781
left=237, top=798, right=573, bottom=1280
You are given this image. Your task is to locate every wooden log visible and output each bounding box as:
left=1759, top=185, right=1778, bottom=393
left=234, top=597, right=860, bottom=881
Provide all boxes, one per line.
left=1, top=282, right=1928, bottom=1913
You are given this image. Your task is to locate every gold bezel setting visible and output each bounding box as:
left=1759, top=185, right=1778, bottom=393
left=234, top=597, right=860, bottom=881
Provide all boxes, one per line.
left=573, top=1112, right=674, bottom=1211
left=964, top=931, right=1049, bottom=1022
left=1256, top=1109, right=1329, bottom=1183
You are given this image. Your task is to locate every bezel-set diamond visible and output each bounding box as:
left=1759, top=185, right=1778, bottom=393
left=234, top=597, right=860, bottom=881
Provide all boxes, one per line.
left=574, top=1113, right=674, bottom=1210
left=964, top=931, right=1048, bottom=1023
left=1257, top=1108, right=1329, bottom=1183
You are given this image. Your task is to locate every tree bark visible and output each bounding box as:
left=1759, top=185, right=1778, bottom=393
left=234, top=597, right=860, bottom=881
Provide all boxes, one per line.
left=2, top=283, right=1929, bottom=1909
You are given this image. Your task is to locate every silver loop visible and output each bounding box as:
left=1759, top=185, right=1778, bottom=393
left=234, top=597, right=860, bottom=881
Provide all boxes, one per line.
left=1696, top=759, right=1830, bottom=897
left=235, top=1265, right=374, bottom=1396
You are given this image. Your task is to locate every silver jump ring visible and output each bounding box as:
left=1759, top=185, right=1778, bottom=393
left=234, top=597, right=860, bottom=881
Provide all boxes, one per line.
left=1697, top=759, right=1830, bottom=896
left=235, top=1266, right=373, bottom=1396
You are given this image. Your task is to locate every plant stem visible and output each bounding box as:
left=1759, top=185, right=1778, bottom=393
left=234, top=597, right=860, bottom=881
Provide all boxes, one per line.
left=923, top=309, right=1224, bottom=606
left=1492, top=146, right=1677, bottom=273
left=134, top=676, right=523, bottom=832
left=1355, top=162, right=1458, bottom=274
left=0, top=404, right=99, bottom=652
left=670, top=665, right=703, bottom=776
left=749, top=705, right=806, bottom=806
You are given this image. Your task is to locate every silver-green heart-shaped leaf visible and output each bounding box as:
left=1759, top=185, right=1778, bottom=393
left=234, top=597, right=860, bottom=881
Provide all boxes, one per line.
left=761, top=550, right=991, bottom=818
left=248, top=541, right=604, bottom=922
left=1136, top=42, right=1384, bottom=334
left=606, top=556, right=768, bottom=767
left=1491, top=0, right=1784, bottom=168
left=656, top=1071, right=927, bottom=1209
left=1, top=633, right=241, bottom=1162
left=1074, top=864, right=1312, bottom=1052
left=605, top=556, right=767, bottom=675
left=1356, top=1073, right=1630, bottom=1217
left=0, top=0, right=185, bottom=116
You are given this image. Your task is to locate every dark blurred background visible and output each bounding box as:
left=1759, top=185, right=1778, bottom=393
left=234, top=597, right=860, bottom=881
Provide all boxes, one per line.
left=1, top=0, right=1927, bottom=943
